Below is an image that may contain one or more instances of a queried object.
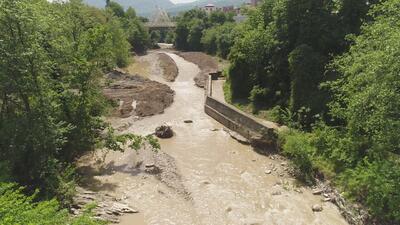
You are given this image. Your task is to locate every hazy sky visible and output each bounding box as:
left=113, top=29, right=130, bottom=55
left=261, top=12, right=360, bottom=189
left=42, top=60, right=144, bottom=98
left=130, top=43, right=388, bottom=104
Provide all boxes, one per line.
left=48, top=0, right=199, bottom=5
left=49, top=0, right=200, bottom=4
left=170, top=0, right=197, bottom=3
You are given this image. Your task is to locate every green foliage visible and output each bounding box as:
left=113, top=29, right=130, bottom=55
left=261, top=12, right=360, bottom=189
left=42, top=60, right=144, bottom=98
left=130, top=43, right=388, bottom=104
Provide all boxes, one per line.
left=106, top=1, right=124, bottom=18
left=125, top=7, right=136, bottom=19
left=249, top=85, right=268, bottom=113
left=164, top=31, right=175, bottom=44
left=174, top=9, right=235, bottom=52
left=328, top=0, right=400, bottom=158
left=228, top=25, right=282, bottom=102
left=150, top=30, right=161, bottom=46
left=201, top=23, right=237, bottom=59
left=279, top=1, right=400, bottom=220
left=288, top=44, right=327, bottom=121
left=317, top=1, right=400, bottom=221
left=279, top=130, right=316, bottom=184
left=0, top=0, right=147, bottom=207
left=338, top=159, right=400, bottom=222
left=103, top=128, right=160, bottom=153
left=226, top=0, right=378, bottom=127
left=0, top=183, right=104, bottom=225
left=106, top=18, right=131, bottom=67
left=122, top=17, right=150, bottom=54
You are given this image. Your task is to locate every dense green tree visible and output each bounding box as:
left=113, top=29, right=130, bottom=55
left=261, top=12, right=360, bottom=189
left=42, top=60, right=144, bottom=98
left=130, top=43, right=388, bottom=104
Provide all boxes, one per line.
left=125, top=7, right=136, bottom=19
left=123, top=18, right=150, bottom=54
left=280, top=0, right=400, bottom=222
left=150, top=30, right=161, bottom=46
left=175, top=22, right=190, bottom=50
left=227, top=0, right=378, bottom=126
left=201, top=23, right=237, bottom=59
left=201, top=27, right=218, bottom=55
left=288, top=44, right=327, bottom=127
left=106, top=1, right=124, bottom=18
left=0, top=0, right=134, bottom=202
left=174, top=9, right=234, bottom=51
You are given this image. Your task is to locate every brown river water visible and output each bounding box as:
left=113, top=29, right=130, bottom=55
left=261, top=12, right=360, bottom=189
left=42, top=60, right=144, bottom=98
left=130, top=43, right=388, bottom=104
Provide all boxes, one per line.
left=91, top=53, right=348, bottom=225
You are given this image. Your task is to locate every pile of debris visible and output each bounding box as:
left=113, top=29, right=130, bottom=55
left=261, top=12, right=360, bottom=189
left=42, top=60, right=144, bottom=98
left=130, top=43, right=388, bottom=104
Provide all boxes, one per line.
left=103, top=70, right=174, bottom=118
left=72, top=187, right=139, bottom=223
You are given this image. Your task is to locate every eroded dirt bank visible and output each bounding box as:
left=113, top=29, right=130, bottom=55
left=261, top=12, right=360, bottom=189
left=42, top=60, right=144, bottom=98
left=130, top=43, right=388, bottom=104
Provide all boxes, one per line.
left=175, top=52, right=219, bottom=88
left=78, top=51, right=348, bottom=225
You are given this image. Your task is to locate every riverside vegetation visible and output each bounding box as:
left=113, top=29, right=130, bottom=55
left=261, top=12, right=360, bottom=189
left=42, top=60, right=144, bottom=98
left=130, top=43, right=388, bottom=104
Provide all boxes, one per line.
left=173, top=0, right=400, bottom=224
left=0, top=0, right=159, bottom=224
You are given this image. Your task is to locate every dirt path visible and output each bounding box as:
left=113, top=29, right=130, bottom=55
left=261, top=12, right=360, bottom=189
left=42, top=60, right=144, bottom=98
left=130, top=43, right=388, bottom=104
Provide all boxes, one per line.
left=80, top=52, right=348, bottom=225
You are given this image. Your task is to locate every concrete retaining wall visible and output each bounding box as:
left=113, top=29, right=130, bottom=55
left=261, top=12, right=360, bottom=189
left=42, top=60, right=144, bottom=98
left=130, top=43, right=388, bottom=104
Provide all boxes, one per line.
left=204, top=75, right=279, bottom=150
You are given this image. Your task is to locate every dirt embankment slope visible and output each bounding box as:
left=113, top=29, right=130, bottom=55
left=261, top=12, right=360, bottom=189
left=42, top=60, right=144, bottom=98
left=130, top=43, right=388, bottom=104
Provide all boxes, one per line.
left=175, top=52, right=218, bottom=88
left=158, top=53, right=179, bottom=82
left=103, top=70, right=174, bottom=118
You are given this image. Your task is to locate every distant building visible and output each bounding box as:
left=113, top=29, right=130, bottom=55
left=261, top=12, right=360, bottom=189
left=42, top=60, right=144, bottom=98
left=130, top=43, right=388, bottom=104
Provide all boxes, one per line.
left=204, top=4, right=216, bottom=14
left=222, top=6, right=234, bottom=13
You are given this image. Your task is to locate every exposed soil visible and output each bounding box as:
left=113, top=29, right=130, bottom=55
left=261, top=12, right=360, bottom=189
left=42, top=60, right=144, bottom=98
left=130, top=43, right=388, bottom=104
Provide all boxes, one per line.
left=158, top=53, right=179, bottom=82
left=103, top=70, right=174, bottom=118
left=175, top=52, right=218, bottom=88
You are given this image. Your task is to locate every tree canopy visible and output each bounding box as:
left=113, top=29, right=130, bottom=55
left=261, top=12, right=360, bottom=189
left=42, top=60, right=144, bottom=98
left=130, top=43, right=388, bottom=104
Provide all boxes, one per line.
left=0, top=0, right=151, bottom=222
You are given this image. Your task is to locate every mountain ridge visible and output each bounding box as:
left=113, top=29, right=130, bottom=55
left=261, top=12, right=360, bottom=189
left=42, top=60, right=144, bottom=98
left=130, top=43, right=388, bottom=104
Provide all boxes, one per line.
left=84, top=0, right=247, bottom=16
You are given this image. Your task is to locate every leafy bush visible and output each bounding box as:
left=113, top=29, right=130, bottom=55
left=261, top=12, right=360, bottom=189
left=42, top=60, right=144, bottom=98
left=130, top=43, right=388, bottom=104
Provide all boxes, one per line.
left=249, top=85, right=268, bottom=112
left=279, top=130, right=316, bottom=183
left=0, top=183, right=105, bottom=225
left=338, top=159, right=400, bottom=222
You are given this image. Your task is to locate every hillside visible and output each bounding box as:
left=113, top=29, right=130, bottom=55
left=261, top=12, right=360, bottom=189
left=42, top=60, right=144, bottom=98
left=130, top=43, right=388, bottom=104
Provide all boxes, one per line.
left=84, top=0, right=175, bottom=16
left=167, top=0, right=247, bottom=15
left=84, top=0, right=247, bottom=16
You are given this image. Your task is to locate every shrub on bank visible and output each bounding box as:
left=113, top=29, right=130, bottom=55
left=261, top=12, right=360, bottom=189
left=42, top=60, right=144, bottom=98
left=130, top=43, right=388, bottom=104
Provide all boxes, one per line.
left=0, top=183, right=104, bottom=225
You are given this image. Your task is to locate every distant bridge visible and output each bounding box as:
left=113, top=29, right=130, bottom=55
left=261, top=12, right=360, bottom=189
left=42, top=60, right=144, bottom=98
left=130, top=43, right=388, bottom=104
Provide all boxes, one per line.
left=145, top=7, right=176, bottom=31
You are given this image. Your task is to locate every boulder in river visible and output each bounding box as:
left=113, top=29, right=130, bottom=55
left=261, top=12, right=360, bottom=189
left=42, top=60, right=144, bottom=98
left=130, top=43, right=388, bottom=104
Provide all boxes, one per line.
left=155, top=125, right=174, bottom=138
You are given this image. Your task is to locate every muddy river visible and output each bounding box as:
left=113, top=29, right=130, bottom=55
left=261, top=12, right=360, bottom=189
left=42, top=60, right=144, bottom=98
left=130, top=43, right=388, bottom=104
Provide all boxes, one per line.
left=89, top=53, right=348, bottom=225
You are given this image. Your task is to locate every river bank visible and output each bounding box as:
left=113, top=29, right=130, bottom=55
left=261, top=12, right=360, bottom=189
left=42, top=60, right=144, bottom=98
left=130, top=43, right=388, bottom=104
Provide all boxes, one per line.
left=76, top=50, right=349, bottom=225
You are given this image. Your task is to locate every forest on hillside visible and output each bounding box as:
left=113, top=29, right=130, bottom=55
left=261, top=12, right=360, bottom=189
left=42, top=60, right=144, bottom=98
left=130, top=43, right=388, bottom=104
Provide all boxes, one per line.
left=173, top=0, right=400, bottom=224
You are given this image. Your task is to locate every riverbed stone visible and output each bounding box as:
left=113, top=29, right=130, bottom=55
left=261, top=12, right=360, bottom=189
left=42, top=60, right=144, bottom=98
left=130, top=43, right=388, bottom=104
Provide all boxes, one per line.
left=312, top=204, right=323, bottom=212
left=312, top=189, right=323, bottom=195
left=264, top=169, right=272, bottom=174
left=272, top=190, right=282, bottom=196
left=155, top=125, right=173, bottom=138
